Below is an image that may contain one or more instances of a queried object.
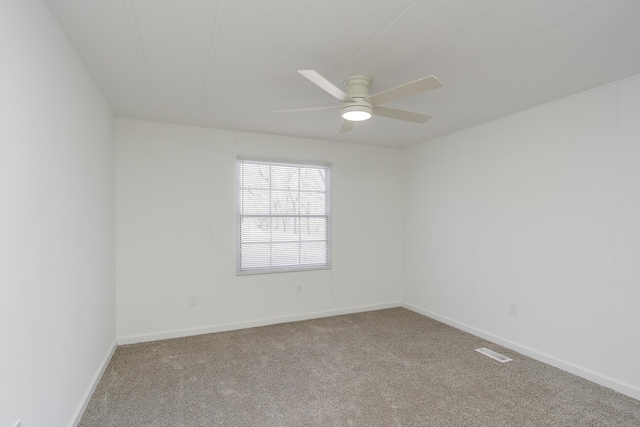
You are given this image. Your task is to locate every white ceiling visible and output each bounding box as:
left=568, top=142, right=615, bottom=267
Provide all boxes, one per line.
left=44, top=0, right=640, bottom=148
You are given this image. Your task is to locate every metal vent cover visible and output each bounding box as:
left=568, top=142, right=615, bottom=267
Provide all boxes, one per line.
left=475, top=347, right=512, bottom=363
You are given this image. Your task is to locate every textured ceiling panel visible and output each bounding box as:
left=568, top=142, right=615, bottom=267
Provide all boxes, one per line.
left=405, top=0, right=606, bottom=86
left=199, top=0, right=316, bottom=128
left=401, top=0, right=639, bottom=110
left=283, top=0, right=406, bottom=79
left=132, top=0, right=218, bottom=125
left=335, top=0, right=506, bottom=88
left=44, top=0, right=640, bottom=147
left=44, top=0, right=155, bottom=120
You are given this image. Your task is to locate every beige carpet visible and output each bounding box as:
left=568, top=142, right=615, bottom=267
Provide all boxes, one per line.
left=80, top=308, right=640, bottom=426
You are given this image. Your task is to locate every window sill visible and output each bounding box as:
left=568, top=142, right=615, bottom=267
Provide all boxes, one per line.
left=236, top=265, right=332, bottom=276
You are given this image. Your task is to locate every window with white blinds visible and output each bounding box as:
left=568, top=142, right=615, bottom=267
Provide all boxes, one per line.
left=237, top=157, right=331, bottom=274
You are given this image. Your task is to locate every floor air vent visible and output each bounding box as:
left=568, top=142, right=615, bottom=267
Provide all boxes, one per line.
left=475, top=347, right=512, bottom=363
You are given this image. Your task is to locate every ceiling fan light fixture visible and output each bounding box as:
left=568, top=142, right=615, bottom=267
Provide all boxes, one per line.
left=341, top=104, right=372, bottom=121
left=342, top=110, right=371, bottom=121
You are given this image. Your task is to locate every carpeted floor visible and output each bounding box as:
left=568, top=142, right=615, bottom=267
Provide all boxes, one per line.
left=80, top=308, right=640, bottom=426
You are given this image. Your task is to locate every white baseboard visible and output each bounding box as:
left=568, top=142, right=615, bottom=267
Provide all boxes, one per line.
left=67, top=340, right=117, bottom=427
left=117, top=301, right=402, bottom=345
left=402, top=302, right=640, bottom=401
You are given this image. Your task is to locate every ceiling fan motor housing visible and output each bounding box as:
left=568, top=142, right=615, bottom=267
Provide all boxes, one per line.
left=341, top=75, right=373, bottom=121
left=344, top=75, right=372, bottom=98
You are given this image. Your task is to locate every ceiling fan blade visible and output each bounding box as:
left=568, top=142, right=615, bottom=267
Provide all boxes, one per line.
left=366, top=75, right=443, bottom=106
left=372, top=106, right=433, bottom=124
left=339, top=120, right=355, bottom=133
left=298, top=70, right=353, bottom=101
left=273, top=106, right=339, bottom=113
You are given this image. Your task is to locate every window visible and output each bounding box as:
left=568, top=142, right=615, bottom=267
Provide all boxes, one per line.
left=237, top=157, right=331, bottom=274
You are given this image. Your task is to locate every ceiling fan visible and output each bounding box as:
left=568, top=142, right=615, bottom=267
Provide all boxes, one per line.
left=274, top=70, right=443, bottom=133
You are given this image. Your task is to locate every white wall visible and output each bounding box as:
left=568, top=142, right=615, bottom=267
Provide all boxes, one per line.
left=404, top=74, right=640, bottom=398
left=0, top=1, right=115, bottom=426
left=115, top=119, right=403, bottom=342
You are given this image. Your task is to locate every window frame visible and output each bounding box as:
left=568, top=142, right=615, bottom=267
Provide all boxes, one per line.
left=236, top=156, right=332, bottom=275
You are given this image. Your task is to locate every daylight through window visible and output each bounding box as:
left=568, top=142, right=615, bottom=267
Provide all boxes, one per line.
left=237, top=157, right=331, bottom=274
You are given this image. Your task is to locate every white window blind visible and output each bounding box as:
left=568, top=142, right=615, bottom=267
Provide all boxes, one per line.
left=237, top=157, right=331, bottom=274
